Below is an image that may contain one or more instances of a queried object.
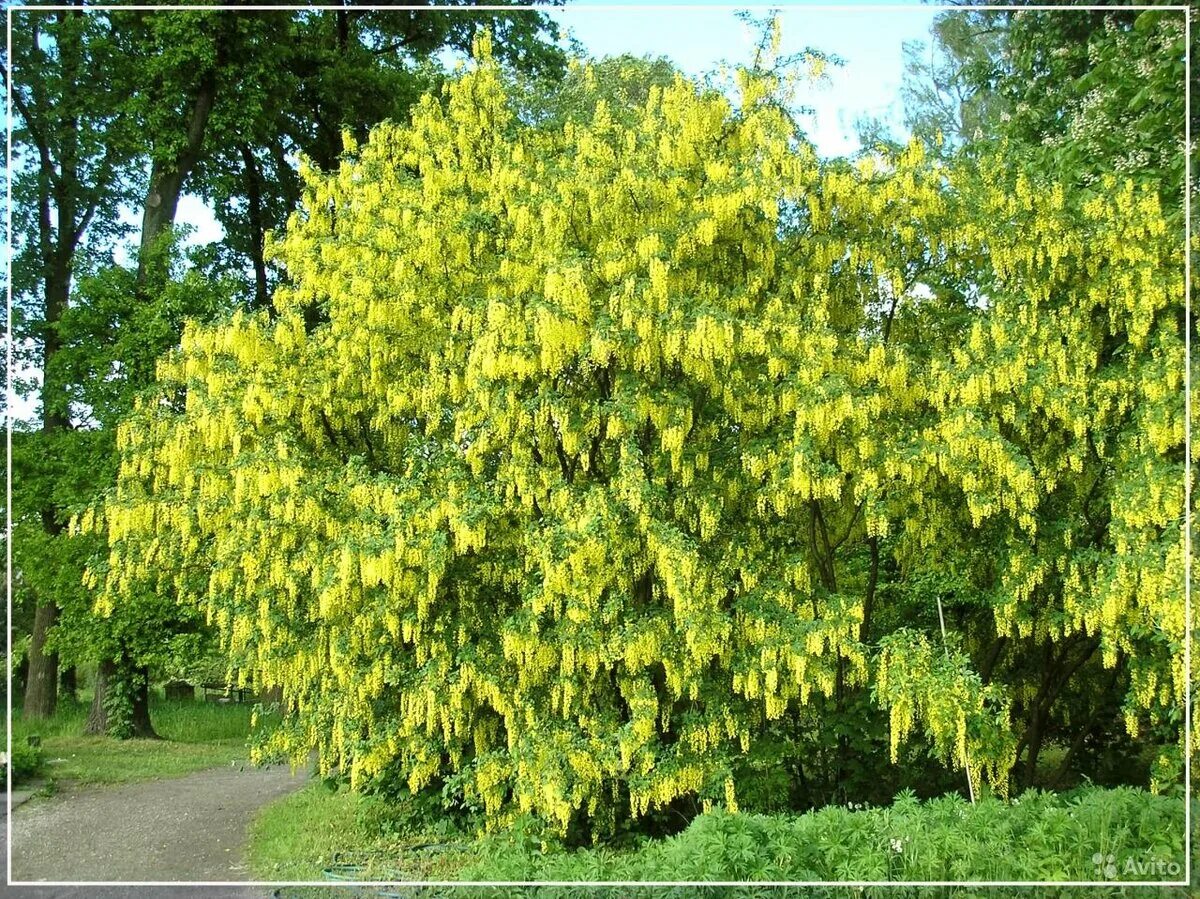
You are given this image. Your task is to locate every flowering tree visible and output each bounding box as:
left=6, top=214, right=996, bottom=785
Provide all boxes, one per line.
left=88, top=38, right=1184, bottom=831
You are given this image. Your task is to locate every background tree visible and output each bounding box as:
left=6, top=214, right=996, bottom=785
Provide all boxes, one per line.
left=8, top=2, right=566, bottom=736
left=901, top=4, right=1192, bottom=215
left=5, top=3, right=142, bottom=720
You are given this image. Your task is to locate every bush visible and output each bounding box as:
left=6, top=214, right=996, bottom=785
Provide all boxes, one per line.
left=9, top=738, right=45, bottom=783
left=455, top=786, right=1189, bottom=897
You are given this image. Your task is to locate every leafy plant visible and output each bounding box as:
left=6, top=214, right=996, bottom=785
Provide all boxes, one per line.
left=8, top=738, right=45, bottom=784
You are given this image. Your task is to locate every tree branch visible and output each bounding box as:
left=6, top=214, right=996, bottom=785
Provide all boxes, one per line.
left=1, top=65, right=63, bottom=192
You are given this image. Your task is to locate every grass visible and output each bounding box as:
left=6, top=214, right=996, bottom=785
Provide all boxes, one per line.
left=12, top=695, right=275, bottom=785
left=249, top=783, right=476, bottom=885
left=248, top=783, right=372, bottom=881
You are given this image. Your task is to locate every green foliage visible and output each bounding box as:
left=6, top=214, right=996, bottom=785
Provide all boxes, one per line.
left=92, top=27, right=1185, bottom=833
left=9, top=739, right=46, bottom=784
left=11, top=237, right=240, bottom=737
left=9, top=4, right=568, bottom=739
left=56, top=236, right=239, bottom=430
left=460, top=788, right=1187, bottom=892
left=900, top=11, right=1009, bottom=148
left=875, top=630, right=1015, bottom=788
left=901, top=7, right=1190, bottom=216
left=251, top=784, right=1190, bottom=893
left=993, top=8, right=1188, bottom=214
left=6, top=6, right=143, bottom=318
left=100, top=667, right=140, bottom=740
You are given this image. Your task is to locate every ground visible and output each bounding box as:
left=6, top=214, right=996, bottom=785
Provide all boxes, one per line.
left=10, top=762, right=306, bottom=884
left=247, top=782, right=473, bottom=883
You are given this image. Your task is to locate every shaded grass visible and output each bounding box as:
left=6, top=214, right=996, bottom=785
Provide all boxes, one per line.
left=12, top=696, right=276, bottom=785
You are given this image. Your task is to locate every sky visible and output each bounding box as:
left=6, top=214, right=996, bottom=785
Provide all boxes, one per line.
left=10, top=3, right=943, bottom=425
left=551, top=3, right=938, bottom=156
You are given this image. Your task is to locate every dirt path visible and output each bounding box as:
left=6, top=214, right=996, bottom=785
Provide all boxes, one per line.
left=9, top=762, right=307, bottom=887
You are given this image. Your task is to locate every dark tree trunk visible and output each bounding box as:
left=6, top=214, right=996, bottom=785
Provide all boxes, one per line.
left=23, top=600, right=59, bottom=719
left=85, top=657, right=159, bottom=739
left=14, top=653, right=29, bottom=696
left=336, top=8, right=349, bottom=51
left=26, top=11, right=82, bottom=719
left=860, top=535, right=879, bottom=644
left=136, top=70, right=218, bottom=287
left=130, top=666, right=159, bottom=739
left=24, top=252, right=73, bottom=721
left=979, top=635, right=1008, bottom=685
left=59, top=665, right=77, bottom=701
left=240, top=143, right=270, bottom=310
left=1015, top=635, right=1100, bottom=788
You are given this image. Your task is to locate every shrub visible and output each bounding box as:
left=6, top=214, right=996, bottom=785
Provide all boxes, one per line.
left=455, top=786, right=1190, bottom=897
left=9, top=738, right=45, bottom=783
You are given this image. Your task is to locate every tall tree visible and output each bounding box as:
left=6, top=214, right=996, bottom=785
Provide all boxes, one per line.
left=82, top=7, right=265, bottom=736
left=5, top=4, right=140, bottom=719
left=899, top=3, right=1192, bottom=788
left=902, top=4, right=1192, bottom=215
left=9, top=3, right=566, bottom=736
left=194, top=3, right=567, bottom=309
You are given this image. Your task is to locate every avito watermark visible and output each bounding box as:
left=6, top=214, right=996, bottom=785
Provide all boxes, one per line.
left=1093, top=851, right=1182, bottom=879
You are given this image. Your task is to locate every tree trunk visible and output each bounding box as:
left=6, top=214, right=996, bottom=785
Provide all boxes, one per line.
left=22, top=600, right=59, bottom=719
left=14, top=653, right=29, bottom=697
left=88, top=27, right=224, bottom=732
left=59, top=665, right=77, bottom=701
left=860, top=535, right=879, bottom=644
left=240, top=143, right=270, bottom=310
left=24, top=252, right=73, bottom=721
left=85, top=657, right=115, bottom=735
left=136, top=69, right=218, bottom=286
left=130, top=665, right=159, bottom=739
left=85, top=657, right=159, bottom=739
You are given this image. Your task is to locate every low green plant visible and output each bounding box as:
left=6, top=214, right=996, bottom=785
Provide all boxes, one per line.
left=251, top=784, right=1192, bottom=898
left=455, top=786, right=1189, bottom=897
left=9, top=737, right=45, bottom=783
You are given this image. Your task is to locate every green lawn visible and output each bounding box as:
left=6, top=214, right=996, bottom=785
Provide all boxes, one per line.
left=248, top=784, right=372, bottom=881
left=249, top=783, right=475, bottom=884
left=12, top=696, right=273, bottom=785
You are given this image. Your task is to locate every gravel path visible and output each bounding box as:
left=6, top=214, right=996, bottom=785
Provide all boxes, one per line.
left=8, top=762, right=307, bottom=888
